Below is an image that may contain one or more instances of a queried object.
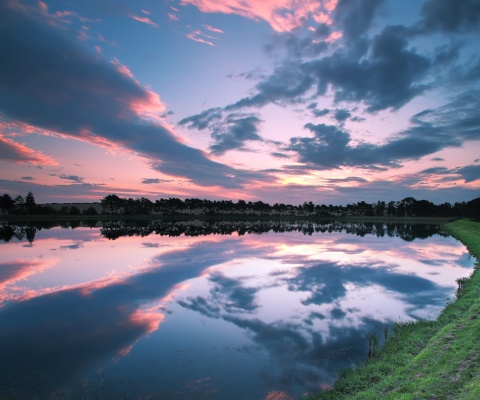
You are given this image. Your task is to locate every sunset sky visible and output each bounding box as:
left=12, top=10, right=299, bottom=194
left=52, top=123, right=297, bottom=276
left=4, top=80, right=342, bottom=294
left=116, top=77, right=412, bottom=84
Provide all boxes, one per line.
left=1, top=0, right=479, bottom=205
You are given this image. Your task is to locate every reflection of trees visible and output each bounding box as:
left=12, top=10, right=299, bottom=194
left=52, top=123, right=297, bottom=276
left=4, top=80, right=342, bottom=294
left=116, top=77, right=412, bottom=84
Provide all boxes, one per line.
left=0, top=220, right=445, bottom=243
left=99, top=220, right=444, bottom=241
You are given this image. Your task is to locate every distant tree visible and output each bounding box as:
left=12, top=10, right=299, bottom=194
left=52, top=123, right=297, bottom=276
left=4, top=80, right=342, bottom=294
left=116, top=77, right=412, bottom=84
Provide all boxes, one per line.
left=25, top=191, right=37, bottom=214
left=0, top=194, right=15, bottom=215
left=82, top=206, right=98, bottom=216
left=135, top=197, right=153, bottom=214
left=36, top=205, right=57, bottom=215
left=465, top=197, right=480, bottom=219
left=413, top=200, right=436, bottom=216
left=14, top=195, right=25, bottom=214
left=59, top=206, right=70, bottom=215
left=101, top=194, right=123, bottom=214
left=69, top=206, right=81, bottom=216
left=375, top=201, right=386, bottom=216
left=387, top=201, right=396, bottom=216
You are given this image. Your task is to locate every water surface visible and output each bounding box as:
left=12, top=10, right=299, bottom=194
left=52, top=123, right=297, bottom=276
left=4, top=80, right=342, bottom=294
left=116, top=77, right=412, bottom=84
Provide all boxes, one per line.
left=0, top=221, right=474, bottom=400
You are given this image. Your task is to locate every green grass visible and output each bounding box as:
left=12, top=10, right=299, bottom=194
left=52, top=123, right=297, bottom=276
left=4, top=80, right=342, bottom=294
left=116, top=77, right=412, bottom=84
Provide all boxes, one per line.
left=310, top=218, right=480, bottom=400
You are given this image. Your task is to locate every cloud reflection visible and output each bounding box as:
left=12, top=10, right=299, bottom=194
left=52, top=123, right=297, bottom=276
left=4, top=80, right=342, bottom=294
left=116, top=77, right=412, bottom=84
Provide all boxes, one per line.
left=0, top=238, right=266, bottom=397
left=0, top=226, right=473, bottom=399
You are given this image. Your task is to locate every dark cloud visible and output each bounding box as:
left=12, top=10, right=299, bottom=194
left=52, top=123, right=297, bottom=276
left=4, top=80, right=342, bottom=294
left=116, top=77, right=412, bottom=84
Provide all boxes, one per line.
left=415, top=0, right=480, bottom=34
left=285, top=260, right=446, bottom=315
left=142, top=242, right=162, bottom=248
left=225, top=61, right=315, bottom=110
left=59, top=174, right=84, bottom=183
left=0, top=2, right=265, bottom=189
left=141, top=178, right=172, bottom=184
left=325, top=176, right=368, bottom=184
left=59, top=243, right=83, bottom=250
left=180, top=295, right=375, bottom=393
left=286, top=122, right=457, bottom=169
left=264, top=30, right=329, bottom=59
left=432, top=42, right=461, bottom=66
left=194, top=24, right=431, bottom=116
left=180, top=111, right=263, bottom=155
left=333, top=0, right=386, bottom=42
left=20, top=176, right=34, bottom=180
left=142, top=178, right=160, bottom=184
left=333, top=109, right=351, bottom=122
left=312, top=108, right=330, bottom=117
left=420, top=167, right=450, bottom=175
left=179, top=271, right=259, bottom=317
left=431, top=157, right=445, bottom=161
left=286, top=86, right=480, bottom=170
left=209, top=114, right=263, bottom=155
left=456, top=165, right=480, bottom=183
left=178, top=107, right=223, bottom=130
left=331, top=308, right=347, bottom=319
left=308, top=25, right=431, bottom=111
left=351, top=116, right=366, bottom=122
left=270, top=151, right=290, bottom=159
left=209, top=273, right=258, bottom=312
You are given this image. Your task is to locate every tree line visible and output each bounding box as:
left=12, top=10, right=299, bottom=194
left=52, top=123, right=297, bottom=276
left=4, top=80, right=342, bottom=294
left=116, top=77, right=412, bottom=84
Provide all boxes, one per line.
left=99, top=194, right=479, bottom=218
left=1, top=192, right=479, bottom=218
left=0, top=192, right=98, bottom=216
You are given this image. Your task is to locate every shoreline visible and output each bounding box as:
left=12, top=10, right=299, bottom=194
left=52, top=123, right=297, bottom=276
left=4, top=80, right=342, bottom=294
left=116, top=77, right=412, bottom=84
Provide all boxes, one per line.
left=0, top=214, right=457, bottom=224
left=311, top=218, right=480, bottom=399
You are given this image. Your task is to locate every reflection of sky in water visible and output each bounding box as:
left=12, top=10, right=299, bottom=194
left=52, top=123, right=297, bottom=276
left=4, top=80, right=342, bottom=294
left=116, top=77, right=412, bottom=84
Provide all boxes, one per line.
left=0, top=227, right=475, bottom=399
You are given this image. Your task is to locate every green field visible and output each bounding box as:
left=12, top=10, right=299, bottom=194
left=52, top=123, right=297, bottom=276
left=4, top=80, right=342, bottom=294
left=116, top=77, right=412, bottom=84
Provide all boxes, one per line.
left=310, top=219, right=480, bottom=399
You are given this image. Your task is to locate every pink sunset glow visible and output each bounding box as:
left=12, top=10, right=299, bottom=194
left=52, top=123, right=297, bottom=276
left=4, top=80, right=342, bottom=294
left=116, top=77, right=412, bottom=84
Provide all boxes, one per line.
left=181, top=0, right=338, bottom=32
left=0, top=134, right=57, bottom=165
left=0, top=0, right=478, bottom=205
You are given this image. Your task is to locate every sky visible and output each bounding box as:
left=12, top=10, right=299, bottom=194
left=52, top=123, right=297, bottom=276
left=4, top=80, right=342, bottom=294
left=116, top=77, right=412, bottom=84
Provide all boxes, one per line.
left=0, top=0, right=479, bottom=205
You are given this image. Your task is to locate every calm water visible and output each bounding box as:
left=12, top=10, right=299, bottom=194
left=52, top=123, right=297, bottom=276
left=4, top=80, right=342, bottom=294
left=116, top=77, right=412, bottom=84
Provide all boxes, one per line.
left=0, top=221, right=474, bottom=400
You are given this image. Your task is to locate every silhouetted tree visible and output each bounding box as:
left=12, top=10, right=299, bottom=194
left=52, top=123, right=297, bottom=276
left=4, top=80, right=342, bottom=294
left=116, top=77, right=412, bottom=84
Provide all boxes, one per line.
left=25, top=191, right=37, bottom=214
left=101, top=194, right=123, bottom=214
left=82, top=206, right=98, bottom=216
left=14, top=195, right=25, bottom=214
left=69, top=206, right=81, bottom=216
left=0, top=194, right=15, bottom=215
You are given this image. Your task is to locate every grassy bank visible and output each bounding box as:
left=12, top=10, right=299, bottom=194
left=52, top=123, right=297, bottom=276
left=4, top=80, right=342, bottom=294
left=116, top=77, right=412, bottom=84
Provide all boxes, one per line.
left=311, top=218, right=480, bottom=400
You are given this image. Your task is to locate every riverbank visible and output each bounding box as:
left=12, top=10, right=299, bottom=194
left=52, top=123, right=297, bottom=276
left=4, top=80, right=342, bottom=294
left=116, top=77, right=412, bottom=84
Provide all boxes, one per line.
left=0, top=213, right=456, bottom=224
left=310, top=218, right=480, bottom=399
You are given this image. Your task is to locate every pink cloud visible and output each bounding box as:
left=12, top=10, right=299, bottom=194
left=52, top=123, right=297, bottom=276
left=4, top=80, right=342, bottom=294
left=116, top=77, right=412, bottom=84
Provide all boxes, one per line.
left=186, top=30, right=216, bottom=46
left=169, top=13, right=179, bottom=21
left=0, top=259, right=55, bottom=290
left=0, top=259, right=58, bottom=304
left=0, top=134, right=57, bottom=165
left=37, top=0, right=75, bottom=24
left=204, top=24, right=224, bottom=34
left=110, top=58, right=166, bottom=121
left=181, top=0, right=339, bottom=32
left=130, top=14, right=159, bottom=28
left=325, top=30, right=343, bottom=43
